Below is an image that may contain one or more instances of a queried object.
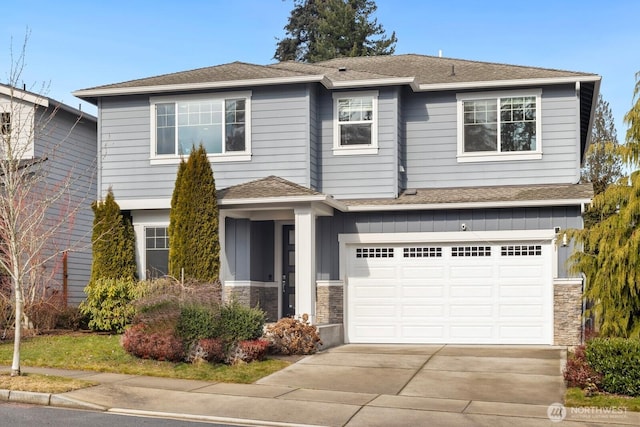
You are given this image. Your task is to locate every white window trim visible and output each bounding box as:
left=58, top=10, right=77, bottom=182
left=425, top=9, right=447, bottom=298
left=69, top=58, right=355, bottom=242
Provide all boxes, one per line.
left=456, top=89, right=542, bottom=163
left=149, top=91, right=252, bottom=164
left=332, top=90, right=379, bottom=155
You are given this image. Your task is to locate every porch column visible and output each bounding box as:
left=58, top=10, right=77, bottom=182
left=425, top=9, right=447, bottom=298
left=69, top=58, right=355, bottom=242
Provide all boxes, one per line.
left=294, top=207, right=316, bottom=324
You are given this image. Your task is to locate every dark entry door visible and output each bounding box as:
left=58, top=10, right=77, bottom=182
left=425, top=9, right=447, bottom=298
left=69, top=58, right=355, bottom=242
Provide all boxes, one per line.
left=282, top=225, right=295, bottom=317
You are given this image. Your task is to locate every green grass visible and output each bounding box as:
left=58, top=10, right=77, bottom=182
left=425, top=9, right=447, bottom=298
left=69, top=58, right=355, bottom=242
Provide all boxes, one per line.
left=0, top=333, right=289, bottom=383
left=0, top=372, right=96, bottom=393
left=566, top=388, right=640, bottom=412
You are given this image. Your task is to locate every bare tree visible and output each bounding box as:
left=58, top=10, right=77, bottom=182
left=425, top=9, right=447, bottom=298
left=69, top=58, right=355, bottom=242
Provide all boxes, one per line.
left=0, top=33, right=95, bottom=376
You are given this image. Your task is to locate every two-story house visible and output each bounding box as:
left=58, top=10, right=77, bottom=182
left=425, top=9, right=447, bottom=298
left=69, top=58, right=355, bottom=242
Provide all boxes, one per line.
left=0, top=84, right=96, bottom=305
left=74, top=54, right=599, bottom=346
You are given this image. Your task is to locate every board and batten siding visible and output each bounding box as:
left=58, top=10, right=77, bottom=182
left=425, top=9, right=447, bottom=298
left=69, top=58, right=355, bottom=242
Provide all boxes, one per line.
left=403, top=85, right=580, bottom=188
left=317, top=87, right=399, bottom=199
left=98, top=86, right=312, bottom=201
left=316, top=206, right=582, bottom=281
left=36, top=108, right=97, bottom=305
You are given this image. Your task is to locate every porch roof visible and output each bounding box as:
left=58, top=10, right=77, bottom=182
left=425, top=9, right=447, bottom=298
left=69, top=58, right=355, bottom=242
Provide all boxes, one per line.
left=341, top=183, right=594, bottom=211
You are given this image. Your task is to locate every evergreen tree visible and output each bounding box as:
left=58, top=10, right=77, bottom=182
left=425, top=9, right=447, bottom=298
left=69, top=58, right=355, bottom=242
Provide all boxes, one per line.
left=568, top=72, right=640, bottom=337
left=168, top=145, right=220, bottom=282
left=581, top=94, right=623, bottom=196
left=274, top=0, right=397, bottom=63
left=89, top=188, right=137, bottom=281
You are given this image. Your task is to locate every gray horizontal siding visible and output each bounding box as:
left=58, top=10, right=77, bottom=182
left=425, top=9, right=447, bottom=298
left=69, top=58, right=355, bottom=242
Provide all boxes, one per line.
left=403, top=85, right=580, bottom=189
left=35, top=108, right=97, bottom=305
left=99, top=86, right=312, bottom=201
left=316, top=206, right=582, bottom=281
left=318, top=87, right=398, bottom=199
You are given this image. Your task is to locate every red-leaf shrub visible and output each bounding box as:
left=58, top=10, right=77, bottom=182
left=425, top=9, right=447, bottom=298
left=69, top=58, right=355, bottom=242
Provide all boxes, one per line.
left=226, top=339, right=269, bottom=365
left=564, top=344, right=602, bottom=392
left=121, top=323, right=184, bottom=362
left=186, top=338, right=225, bottom=363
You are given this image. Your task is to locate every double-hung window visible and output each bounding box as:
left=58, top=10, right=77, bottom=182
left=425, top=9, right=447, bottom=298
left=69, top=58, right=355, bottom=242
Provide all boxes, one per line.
left=151, top=92, right=251, bottom=163
left=457, top=90, right=542, bottom=162
left=333, top=91, right=378, bottom=155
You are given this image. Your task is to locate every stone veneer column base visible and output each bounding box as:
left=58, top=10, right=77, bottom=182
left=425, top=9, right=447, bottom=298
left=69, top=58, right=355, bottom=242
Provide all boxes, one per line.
left=316, top=281, right=343, bottom=324
left=554, top=278, right=583, bottom=346
left=223, top=281, right=279, bottom=322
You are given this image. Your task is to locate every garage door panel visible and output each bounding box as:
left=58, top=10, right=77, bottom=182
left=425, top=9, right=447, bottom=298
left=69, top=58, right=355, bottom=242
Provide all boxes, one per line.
left=402, top=284, right=445, bottom=298
left=450, top=266, right=493, bottom=278
left=347, top=241, right=552, bottom=345
left=450, top=325, right=494, bottom=339
left=402, top=326, right=445, bottom=339
left=450, top=285, right=493, bottom=297
left=449, top=304, right=493, bottom=317
left=403, top=304, right=445, bottom=317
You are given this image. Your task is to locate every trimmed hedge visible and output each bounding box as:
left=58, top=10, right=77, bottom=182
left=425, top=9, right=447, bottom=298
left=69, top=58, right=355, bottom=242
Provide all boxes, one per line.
left=80, top=277, right=137, bottom=333
left=585, top=338, right=640, bottom=396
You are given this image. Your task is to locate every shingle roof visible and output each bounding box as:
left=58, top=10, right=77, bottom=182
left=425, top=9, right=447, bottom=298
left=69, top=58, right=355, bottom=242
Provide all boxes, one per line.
left=218, top=175, right=322, bottom=201
left=287, top=54, right=594, bottom=86
left=74, top=54, right=598, bottom=98
left=342, top=183, right=594, bottom=208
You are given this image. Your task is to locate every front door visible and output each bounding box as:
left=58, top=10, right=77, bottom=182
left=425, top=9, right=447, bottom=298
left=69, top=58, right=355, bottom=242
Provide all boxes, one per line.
left=282, top=225, right=295, bottom=317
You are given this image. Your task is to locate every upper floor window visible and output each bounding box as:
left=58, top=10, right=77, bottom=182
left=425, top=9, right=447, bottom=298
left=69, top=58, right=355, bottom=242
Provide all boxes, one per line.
left=456, top=90, right=542, bottom=162
left=1, top=112, right=10, bottom=136
left=150, top=92, right=251, bottom=164
left=333, top=91, right=378, bottom=155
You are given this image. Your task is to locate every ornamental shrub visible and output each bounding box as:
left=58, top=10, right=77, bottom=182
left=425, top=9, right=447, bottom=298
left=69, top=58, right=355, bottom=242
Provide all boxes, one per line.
left=80, top=277, right=137, bottom=333
left=169, top=145, right=220, bottom=281
left=185, top=338, right=225, bottom=363
left=586, top=338, right=640, bottom=396
left=176, top=304, right=219, bottom=345
left=121, top=323, right=184, bottom=362
left=226, top=339, right=270, bottom=365
left=215, top=299, right=265, bottom=343
left=265, top=314, right=322, bottom=355
left=563, top=344, right=602, bottom=392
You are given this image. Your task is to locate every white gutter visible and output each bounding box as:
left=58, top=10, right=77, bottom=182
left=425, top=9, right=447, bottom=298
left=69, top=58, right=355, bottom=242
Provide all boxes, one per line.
left=116, top=194, right=347, bottom=211
left=417, top=75, right=601, bottom=92
left=343, top=198, right=593, bottom=212
left=73, top=75, right=326, bottom=99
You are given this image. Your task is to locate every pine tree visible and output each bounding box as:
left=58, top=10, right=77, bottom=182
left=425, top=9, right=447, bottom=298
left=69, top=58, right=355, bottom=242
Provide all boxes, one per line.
left=569, top=72, right=640, bottom=337
left=89, top=188, right=137, bottom=282
left=581, top=94, right=623, bottom=196
left=168, top=145, right=220, bottom=282
left=274, top=0, right=397, bottom=63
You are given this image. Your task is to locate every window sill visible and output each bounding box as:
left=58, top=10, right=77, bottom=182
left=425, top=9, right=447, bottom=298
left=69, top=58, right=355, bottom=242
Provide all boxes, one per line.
left=150, top=153, right=252, bottom=165
left=332, top=146, right=379, bottom=156
left=457, top=152, right=542, bottom=163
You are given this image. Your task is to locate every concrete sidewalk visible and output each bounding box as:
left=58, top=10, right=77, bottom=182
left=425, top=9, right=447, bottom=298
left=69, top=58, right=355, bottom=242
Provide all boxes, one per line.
left=3, top=345, right=640, bottom=426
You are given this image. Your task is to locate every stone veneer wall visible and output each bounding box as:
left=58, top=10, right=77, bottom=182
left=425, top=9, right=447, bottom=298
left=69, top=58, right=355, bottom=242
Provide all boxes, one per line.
left=223, top=284, right=279, bottom=322
left=554, top=280, right=583, bottom=346
left=316, top=282, right=343, bottom=324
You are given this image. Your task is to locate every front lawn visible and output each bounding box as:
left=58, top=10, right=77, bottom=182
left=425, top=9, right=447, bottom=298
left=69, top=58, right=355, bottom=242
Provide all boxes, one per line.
left=566, top=387, right=640, bottom=412
left=0, top=333, right=289, bottom=383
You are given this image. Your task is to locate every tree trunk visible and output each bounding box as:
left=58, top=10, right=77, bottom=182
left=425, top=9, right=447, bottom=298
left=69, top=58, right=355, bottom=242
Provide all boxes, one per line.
left=11, top=277, right=22, bottom=377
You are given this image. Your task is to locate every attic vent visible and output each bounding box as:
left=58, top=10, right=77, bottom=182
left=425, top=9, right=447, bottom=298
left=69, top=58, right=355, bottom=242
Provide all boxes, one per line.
left=338, top=66, right=347, bottom=72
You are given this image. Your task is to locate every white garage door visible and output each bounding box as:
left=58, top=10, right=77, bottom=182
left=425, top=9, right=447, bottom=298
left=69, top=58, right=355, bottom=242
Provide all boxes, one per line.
left=347, top=242, right=553, bottom=344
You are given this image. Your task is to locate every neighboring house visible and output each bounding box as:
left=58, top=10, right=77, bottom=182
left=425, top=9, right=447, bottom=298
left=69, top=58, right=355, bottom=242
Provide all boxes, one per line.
left=74, top=54, right=600, bottom=346
left=0, top=84, right=97, bottom=305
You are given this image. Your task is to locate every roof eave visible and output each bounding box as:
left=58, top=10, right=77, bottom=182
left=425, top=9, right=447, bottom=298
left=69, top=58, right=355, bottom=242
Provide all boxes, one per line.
left=324, top=77, right=416, bottom=89
left=73, top=75, right=326, bottom=102
left=417, top=75, right=601, bottom=92
left=344, top=198, right=593, bottom=212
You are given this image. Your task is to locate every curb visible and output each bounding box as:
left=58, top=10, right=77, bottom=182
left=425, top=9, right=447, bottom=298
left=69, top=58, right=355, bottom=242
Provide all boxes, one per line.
left=0, top=388, right=107, bottom=411
left=108, top=408, right=324, bottom=427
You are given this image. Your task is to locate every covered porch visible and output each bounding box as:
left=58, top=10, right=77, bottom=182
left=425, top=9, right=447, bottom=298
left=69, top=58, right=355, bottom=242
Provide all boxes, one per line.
left=219, top=176, right=339, bottom=323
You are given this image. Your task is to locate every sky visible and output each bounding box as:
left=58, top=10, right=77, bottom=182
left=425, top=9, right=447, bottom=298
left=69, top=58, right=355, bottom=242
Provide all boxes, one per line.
left=2, top=0, right=639, bottom=139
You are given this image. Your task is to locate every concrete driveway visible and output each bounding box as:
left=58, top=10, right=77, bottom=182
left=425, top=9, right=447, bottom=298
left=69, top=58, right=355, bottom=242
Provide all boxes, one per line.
left=257, top=344, right=571, bottom=425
